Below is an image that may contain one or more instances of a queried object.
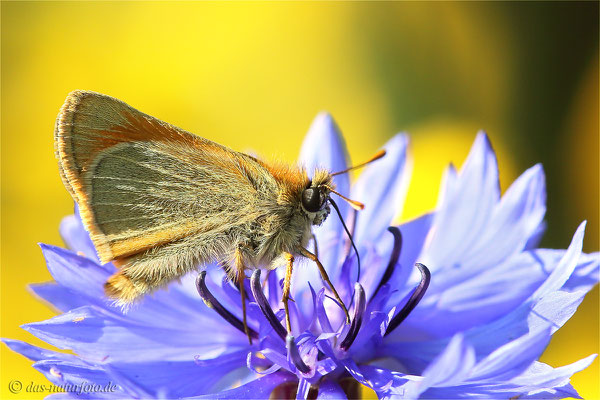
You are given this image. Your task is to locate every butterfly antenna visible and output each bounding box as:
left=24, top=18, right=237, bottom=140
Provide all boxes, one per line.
left=327, top=188, right=364, bottom=211
left=331, top=149, right=386, bottom=177
left=330, top=198, right=361, bottom=282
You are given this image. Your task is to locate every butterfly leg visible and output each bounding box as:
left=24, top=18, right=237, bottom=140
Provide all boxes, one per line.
left=310, top=233, right=319, bottom=259
left=299, top=247, right=351, bottom=324
left=234, top=249, right=252, bottom=345
left=282, top=252, right=294, bottom=334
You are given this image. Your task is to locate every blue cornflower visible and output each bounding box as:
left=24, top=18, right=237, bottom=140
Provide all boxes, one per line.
left=4, top=113, right=599, bottom=399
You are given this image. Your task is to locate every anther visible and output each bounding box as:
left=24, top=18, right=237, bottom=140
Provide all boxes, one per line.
left=371, top=227, right=403, bottom=301
left=250, top=270, right=287, bottom=340
left=286, top=335, right=311, bottom=374
left=384, top=263, right=430, bottom=336
left=340, top=283, right=366, bottom=351
left=196, top=271, right=258, bottom=340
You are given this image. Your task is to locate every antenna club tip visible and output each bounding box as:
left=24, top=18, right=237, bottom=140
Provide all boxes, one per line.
left=350, top=201, right=365, bottom=211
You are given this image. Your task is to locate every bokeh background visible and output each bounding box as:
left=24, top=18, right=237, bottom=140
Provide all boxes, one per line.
left=1, top=2, right=598, bottom=399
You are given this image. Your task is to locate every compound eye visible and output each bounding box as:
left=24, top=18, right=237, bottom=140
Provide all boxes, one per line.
left=302, top=188, right=322, bottom=212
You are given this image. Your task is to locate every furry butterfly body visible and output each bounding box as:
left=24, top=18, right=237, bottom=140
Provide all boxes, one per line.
left=55, top=90, right=334, bottom=308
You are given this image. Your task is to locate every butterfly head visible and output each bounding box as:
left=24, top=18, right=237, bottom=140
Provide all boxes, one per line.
left=300, top=170, right=332, bottom=226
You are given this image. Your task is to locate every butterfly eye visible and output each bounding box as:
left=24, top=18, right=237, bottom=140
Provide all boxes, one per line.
left=302, top=188, right=323, bottom=213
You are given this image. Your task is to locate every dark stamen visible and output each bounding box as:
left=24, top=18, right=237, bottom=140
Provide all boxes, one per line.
left=196, top=271, right=258, bottom=340
left=286, top=335, right=311, bottom=374
left=384, top=263, right=430, bottom=336
left=250, top=270, right=287, bottom=340
left=371, top=227, right=403, bottom=301
left=340, top=283, right=366, bottom=350
left=330, top=198, right=361, bottom=282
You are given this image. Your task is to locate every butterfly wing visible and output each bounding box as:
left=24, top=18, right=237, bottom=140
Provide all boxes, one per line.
left=55, top=90, right=270, bottom=265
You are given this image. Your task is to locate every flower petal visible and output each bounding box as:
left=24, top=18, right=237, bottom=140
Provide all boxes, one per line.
left=296, top=378, right=311, bottom=399
left=106, top=350, right=250, bottom=398
left=39, top=244, right=113, bottom=303
left=506, top=356, right=596, bottom=399
left=419, top=334, right=476, bottom=389
left=382, top=214, right=434, bottom=308
left=420, top=132, right=500, bottom=276
left=533, top=222, right=586, bottom=299
left=29, top=282, right=90, bottom=312
left=189, top=372, right=296, bottom=399
left=395, top=221, right=590, bottom=341
left=460, top=164, right=546, bottom=275
left=561, top=251, right=598, bottom=292
left=3, top=338, right=74, bottom=362
left=23, top=304, right=248, bottom=363
left=352, top=134, right=410, bottom=248
left=32, top=359, right=133, bottom=399
left=341, top=360, right=415, bottom=398
left=469, top=328, right=551, bottom=382
left=59, top=208, right=100, bottom=263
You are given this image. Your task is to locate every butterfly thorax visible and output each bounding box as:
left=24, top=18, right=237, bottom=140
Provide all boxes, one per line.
left=241, top=163, right=334, bottom=269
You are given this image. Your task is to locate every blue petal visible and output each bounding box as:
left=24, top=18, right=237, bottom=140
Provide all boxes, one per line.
left=469, top=329, right=551, bottom=382
left=352, top=134, right=409, bottom=249
left=189, top=372, right=296, bottom=399
left=469, top=223, right=589, bottom=350
left=46, top=394, right=80, bottom=399
left=420, top=355, right=597, bottom=399
left=107, top=350, right=250, bottom=398
left=381, top=214, right=434, bottom=308
left=296, top=378, right=311, bottom=399
left=419, top=334, right=476, bottom=389
left=394, top=221, right=589, bottom=341
left=469, top=230, right=589, bottom=352
left=341, top=360, right=414, bottom=398
left=22, top=305, right=247, bottom=363
left=460, top=164, right=546, bottom=275
left=3, top=338, right=76, bottom=362
left=506, top=356, right=596, bottom=399
left=39, top=244, right=113, bottom=304
left=532, top=222, right=586, bottom=299
left=59, top=207, right=100, bottom=263
left=559, top=251, right=598, bottom=292
left=315, top=288, right=334, bottom=333
left=32, top=360, right=135, bottom=399
left=401, top=249, right=555, bottom=338
left=527, top=290, right=589, bottom=335
left=420, top=132, right=500, bottom=277
left=422, top=159, right=546, bottom=297
left=349, top=311, right=389, bottom=362
left=3, top=340, right=135, bottom=399
left=396, top=214, right=434, bottom=286
left=29, top=282, right=90, bottom=312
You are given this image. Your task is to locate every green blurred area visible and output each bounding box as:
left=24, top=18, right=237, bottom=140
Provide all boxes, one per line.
left=1, top=2, right=598, bottom=399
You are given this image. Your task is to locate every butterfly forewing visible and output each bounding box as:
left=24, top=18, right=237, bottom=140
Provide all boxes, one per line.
left=55, top=91, right=271, bottom=264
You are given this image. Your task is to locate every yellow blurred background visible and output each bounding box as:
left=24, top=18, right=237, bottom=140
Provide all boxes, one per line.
left=1, top=2, right=597, bottom=399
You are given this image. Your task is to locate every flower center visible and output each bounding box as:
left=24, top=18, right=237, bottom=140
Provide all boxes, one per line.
left=194, top=226, right=431, bottom=379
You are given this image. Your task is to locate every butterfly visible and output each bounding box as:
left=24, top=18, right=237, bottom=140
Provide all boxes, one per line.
left=55, top=90, right=384, bottom=341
